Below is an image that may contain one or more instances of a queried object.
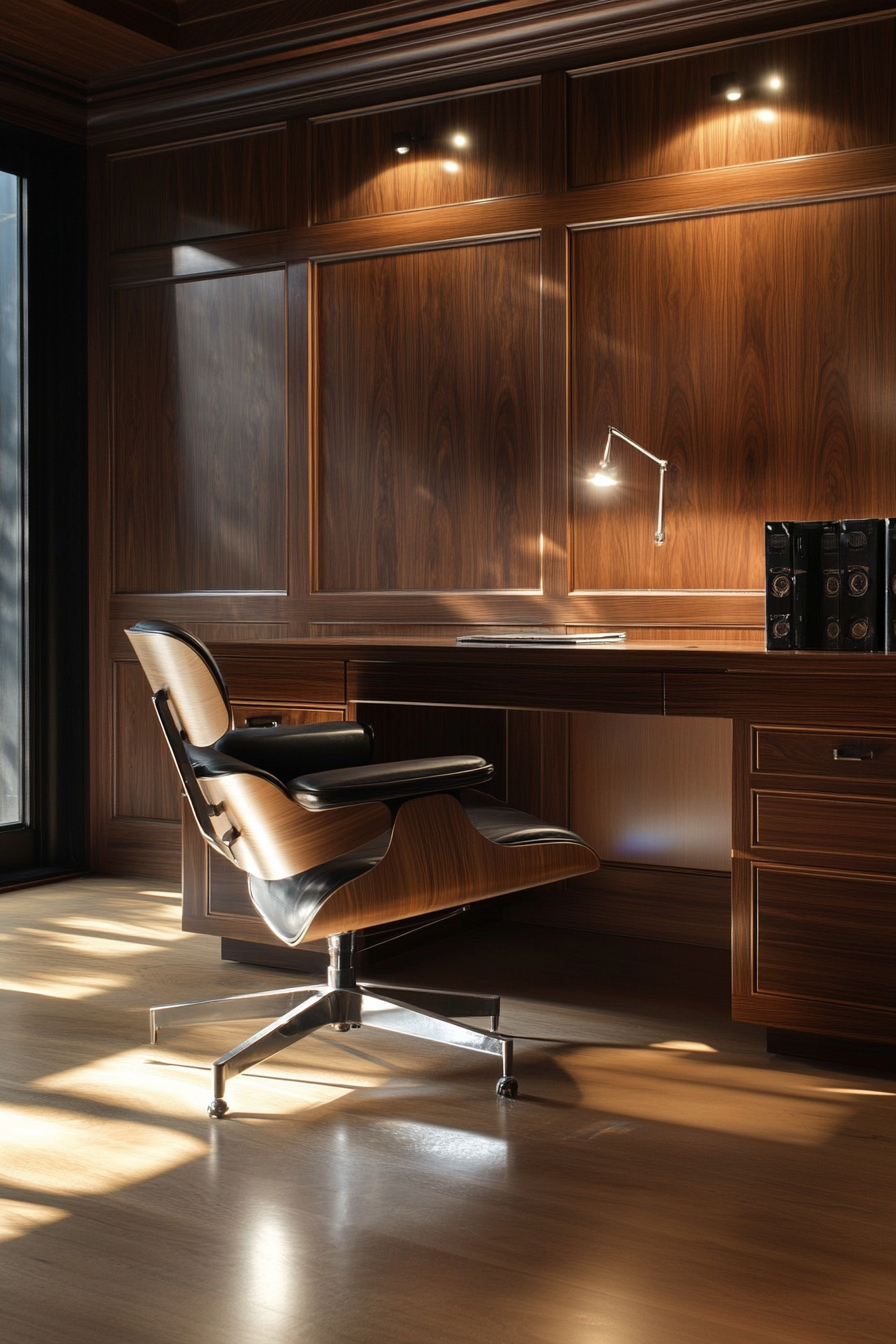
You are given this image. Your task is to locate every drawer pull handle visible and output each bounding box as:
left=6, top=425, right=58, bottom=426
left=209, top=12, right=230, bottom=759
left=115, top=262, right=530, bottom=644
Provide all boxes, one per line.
left=833, top=748, right=874, bottom=762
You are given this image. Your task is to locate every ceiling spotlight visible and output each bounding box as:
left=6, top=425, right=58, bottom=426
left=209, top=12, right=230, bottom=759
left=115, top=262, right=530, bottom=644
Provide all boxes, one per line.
left=392, top=131, right=425, bottom=155
left=450, top=133, right=468, bottom=148
left=768, top=74, right=783, bottom=90
left=710, top=72, right=744, bottom=102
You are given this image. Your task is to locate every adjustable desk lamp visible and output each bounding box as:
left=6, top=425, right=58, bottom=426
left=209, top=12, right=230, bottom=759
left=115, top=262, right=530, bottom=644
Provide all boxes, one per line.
left=588, top=425, right=669, bottom=546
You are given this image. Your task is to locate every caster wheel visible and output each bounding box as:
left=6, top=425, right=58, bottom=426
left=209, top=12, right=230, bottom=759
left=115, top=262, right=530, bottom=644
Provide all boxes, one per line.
left=333, top=1022, right=351, bottom=1033
left=496, top=1075, right=518, bottom=1099
left=207, top=1097, right=229, bottom=1119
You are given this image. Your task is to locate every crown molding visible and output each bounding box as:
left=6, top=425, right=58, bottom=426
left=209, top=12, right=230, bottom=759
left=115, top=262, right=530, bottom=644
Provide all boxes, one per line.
left=85, top=0, right=896, bottom=145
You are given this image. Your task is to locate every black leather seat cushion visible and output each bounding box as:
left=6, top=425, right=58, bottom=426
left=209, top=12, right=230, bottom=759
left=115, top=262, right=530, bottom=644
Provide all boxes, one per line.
left=216, top=721, right=374, bottom=784
left=289, top=756, right=494, bottom=808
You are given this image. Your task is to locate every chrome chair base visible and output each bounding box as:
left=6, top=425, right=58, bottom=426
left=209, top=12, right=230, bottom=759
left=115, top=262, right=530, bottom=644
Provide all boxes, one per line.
left=150, top=933, right=517, bottom=1117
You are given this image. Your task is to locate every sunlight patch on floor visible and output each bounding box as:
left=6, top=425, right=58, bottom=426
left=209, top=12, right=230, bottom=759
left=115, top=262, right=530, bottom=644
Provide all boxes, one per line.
left=0, top=1198, right=70, bottom=1244
left=34, top=1047, right=367, bottom=1120
left=557, top=1047, right=851, bottom=1144
left=0, top=971, right=130, bottom=999
left=0, top=1103, right=208, bottom=1195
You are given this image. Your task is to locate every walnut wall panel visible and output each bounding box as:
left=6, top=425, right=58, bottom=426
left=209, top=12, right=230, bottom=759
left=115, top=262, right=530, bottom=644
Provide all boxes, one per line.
left=569, top=18, right=896, bottom=187
left=112, top=269, right=288, bottom=594
left=109, top=127, right=287, bottom=251
left=312, top=82, right=541, bottom=223
left=314, top=238, right=542, bottom=593
left=571, top=195, right=896, bottom=594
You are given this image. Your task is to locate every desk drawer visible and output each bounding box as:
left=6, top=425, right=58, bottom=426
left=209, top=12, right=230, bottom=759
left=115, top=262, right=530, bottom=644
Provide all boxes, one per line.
left=754, top=727, right=896, bottom=782
left=753, top=790, right=896, bottom=863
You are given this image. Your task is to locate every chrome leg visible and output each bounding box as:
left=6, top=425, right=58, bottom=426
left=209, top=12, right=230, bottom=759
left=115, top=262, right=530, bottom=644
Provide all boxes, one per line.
left=150, top=984, right=325, bottom=1044
left=208, top=990, right=359, bottom=1118
left=359, top=983, right=500, bottom=1029
left=359, top=990, right=505, bottom=1059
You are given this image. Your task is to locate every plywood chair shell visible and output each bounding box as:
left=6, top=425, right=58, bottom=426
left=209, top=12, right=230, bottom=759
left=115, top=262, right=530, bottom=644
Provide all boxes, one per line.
left=302, top=792, right=599, bottom=942
left=198, top=774, right=391, bottom=882
left=127, top=630, right=231, bottom=746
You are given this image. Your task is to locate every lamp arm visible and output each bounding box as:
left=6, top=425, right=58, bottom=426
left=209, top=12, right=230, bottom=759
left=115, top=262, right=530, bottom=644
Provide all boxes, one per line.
left=606, top=425, right=668, bottom=470
left=604, top=425, right=668, bottom=546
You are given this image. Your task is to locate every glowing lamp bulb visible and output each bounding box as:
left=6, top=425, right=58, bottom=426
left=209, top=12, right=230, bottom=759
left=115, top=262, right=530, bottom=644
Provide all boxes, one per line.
left=396, top=145, right=410, bottom=155
left=588, top=464, right=619, bottom=488
left=451, top=133, right=468, bottom=148
left=768, top=75, right=783, bottom=90
left=726, top=88, right=742, bottom=101
left=443, top=160, right=460, bottom=173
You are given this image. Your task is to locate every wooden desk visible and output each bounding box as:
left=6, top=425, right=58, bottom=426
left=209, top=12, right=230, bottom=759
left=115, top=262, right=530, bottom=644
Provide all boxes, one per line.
left=184, top=639, right=896, bottom=1046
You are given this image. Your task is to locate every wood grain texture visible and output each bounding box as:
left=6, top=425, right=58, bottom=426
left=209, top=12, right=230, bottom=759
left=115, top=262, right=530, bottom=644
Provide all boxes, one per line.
left=354, top=702, right=507, bottom=799
left=0, top=0, right=173, bottom=84
left=303, top=791, right=598, bottom=941
left=213, top=653, right=345, bottom=704
left=752, top=790, right=896, bottom=867
left=571, top=196, right=896, bottom=593
left=113, top=270, right=287, bottom=593
left=312, top=82, right=540, bottom=223
left=109, top=127, right=287, bottom=251
left=112, top=660, right=181, bottom=821
left=505, top=863, right=731, bottom=949
left=569, top=18, right=896, bottom=187
left=314, top=238, right=541, bottom=592
left=754, top=865, right=896, bottom=1009
left=569, top=711, right=732, bottom=872
left=753, top=726, right=896, bottom=781
left=666, top=672, right=896, bottom=729
left=347, top=660, right=664, bottom=714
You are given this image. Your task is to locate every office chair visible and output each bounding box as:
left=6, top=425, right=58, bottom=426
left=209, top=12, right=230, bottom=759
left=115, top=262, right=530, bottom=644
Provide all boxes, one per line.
left=127, top=621, right=599, bottom=1117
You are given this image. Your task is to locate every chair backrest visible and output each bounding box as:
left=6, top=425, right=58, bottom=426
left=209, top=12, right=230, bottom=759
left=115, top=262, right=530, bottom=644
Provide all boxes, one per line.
left=126, top=620, right=391, bottom=882
left=126, top=620, right=231, bottom=746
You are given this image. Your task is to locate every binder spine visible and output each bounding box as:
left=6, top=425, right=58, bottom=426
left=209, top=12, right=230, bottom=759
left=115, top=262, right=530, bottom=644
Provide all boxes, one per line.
left=765, top=522, right=794, bottom=650
left=820, top=522, right=842, bottom=651
left=791, top=522, right=824, bottom=650
left=885, top=518, right=896, bottom=654
left=839, top=519, right=883, bottom=652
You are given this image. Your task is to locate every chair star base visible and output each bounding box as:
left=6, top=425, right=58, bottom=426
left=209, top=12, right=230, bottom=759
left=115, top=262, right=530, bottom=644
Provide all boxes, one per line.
left=150, top=933, right=515, bottom=1117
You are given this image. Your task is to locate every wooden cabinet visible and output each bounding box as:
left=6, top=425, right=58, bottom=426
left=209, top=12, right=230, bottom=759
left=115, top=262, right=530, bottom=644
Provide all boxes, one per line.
left=733, top=721, right=896, bottom=1041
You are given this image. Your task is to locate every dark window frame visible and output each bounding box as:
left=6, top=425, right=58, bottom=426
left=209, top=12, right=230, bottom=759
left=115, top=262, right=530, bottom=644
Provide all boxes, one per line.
left=0, top=120, right=87, bottom=886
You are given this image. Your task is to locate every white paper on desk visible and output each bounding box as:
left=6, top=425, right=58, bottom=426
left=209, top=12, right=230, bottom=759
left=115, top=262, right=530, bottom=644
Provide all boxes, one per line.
left=455, top=632, right=626, bottom=646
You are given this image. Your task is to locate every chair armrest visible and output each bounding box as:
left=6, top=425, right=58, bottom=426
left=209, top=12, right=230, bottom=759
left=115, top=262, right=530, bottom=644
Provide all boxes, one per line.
left=215, top=721, right=374, bottom=783
left=289, top=756, right=494, bottom=809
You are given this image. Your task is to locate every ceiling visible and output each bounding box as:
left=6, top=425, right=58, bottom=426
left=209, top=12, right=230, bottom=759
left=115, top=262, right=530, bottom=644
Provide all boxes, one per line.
left=0, top=0, right=499, bottom=86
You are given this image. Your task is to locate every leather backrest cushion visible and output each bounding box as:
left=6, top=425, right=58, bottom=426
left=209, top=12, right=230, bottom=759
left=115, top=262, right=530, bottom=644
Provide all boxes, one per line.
left=215, top=721, right=374, bottom=782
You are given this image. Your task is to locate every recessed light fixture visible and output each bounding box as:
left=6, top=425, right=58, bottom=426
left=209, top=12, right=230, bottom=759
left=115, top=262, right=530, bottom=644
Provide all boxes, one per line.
left=392, top=131, right=426, bottom=155
left=450, top=133, right=468, bottom=148
left=711, top=72, right=744, bottom=102
left=768, top=74, right=783, bottom=90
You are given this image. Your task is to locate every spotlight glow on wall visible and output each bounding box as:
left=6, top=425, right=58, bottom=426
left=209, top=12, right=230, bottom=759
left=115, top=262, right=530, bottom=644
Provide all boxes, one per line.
left=450, top=133, right=468, bottom=148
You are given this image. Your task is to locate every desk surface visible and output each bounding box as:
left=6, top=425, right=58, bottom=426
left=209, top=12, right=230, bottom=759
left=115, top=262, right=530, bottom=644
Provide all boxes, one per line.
left=210, top=637, right=896, bottom=729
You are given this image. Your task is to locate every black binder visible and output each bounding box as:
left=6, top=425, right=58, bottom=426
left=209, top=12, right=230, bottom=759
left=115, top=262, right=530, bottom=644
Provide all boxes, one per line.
left=765, top=522, right=793, bottom=650
left=790, top=521, right=826, bottom=649
left=885, top=518, right=896, bottom=654
left=820, top=521, right=841, bottom=650
left=839, top=518, right=884, bottom=652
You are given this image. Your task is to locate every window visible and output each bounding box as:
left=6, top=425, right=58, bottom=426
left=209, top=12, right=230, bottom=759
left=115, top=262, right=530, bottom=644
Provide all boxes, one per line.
left=0, top=170, right=24, bottom=829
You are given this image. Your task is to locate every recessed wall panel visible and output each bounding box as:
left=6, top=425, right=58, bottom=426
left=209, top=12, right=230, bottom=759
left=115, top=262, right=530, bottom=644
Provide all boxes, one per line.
left=571, top=196, right=896, bottom=592
left=315, top=238, right=542, bottom=593
left=109, top=127, right=287, bottom=250
left=113, top=270, right=287, bottom=593
left=313, top=83, right=540, bottom=223
left=569, top=20, right=896, bottom=187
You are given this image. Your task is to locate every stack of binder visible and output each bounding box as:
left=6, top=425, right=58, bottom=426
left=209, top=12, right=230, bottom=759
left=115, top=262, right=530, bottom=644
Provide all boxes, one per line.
left=765, top=518, right=896, bottom=652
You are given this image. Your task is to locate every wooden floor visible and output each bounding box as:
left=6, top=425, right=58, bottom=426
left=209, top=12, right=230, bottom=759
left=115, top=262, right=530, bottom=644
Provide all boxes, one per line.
left=0, top=878, right=893, bottom=1344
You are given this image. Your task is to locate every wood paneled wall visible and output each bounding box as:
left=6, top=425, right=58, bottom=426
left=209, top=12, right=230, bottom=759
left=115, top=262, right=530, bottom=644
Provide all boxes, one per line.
left=90, top=13, right=896, bottom=895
